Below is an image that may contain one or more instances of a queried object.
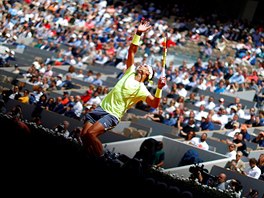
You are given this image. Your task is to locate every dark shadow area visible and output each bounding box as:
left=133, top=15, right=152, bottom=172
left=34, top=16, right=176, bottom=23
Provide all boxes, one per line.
left=0, top=113, right=233, bottom=197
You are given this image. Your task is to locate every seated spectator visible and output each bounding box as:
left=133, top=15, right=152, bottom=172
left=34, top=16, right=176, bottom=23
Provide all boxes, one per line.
left=189, top=133, right=209, bottom=150
left=175, top=114, right=185, bottom=135
left=71, top=95, right=83, bottom=119
left=229, top=70, right=245, bottom=85
left=225, top=114, right=239, bottom=129
left=214, top=80, right=226, bottom=93
left=29, top=86, right=44, bottom=104
left=214, top=97, right=225, bottom=112
left=45, top=97, right=56, bottom=111
left=251, top=131, right=264, bottom=147
left=159, top=97, right=169, bottom=110
left=184, top=92, right=197, bottom=105
left=200, top=115, right=214, bottom=131
left=182, top=131, right=196, bottom=144
left=18, top=89, right=30, bottom=104
left=85, top=91, right=102, bottom=108
left=197, top=172, right=227, bottom=190
left=61, top=91, right=70, bottom=106
left=225, top=159, right=239, bottom=172
left=92, top=73, right=103, bottom=86
left=205, top=96, right=216, bottom=110
left=194, top=105, right=208, bottom=121
left=226, top=133, right=248, bottom=156
left=80, top=90, right=93, bottom=104
left=225, top=151, right=246, bottom=173
left=83, top=70, right=94, bottom=83
left=214, top=173, right=227, bottom=190
left=240, top=124, right=250, bottom=141
left=225, top=121, right=241, bottom=138
left=194, top=95, right=206, bottom=107
left=212, top=107, right=228, bottom=129
left=252, top=115, right=263, bottom=127
left=153, top=141, right=165, bottom=168
left=180, top=118, right=200, bottom=137
left=175, top=83, right=187, bottom=98
left=8, top=85, right=21, bottom=101
left=244, top=113, right=256, bottom=128
left=52, top=97, right=64, bottom=114
left=143, top=108, right=164, bottom=123
left=57, top=74, right=75, bottom=90
left=243, top=158, right=261, bottom=179
left=164, top=99, right=176, bottom=114
left=183, top=110, right=196, bottom=126
left=225, top=143, right=237, bottom=160
left=163, top=112, right=177, bottom=126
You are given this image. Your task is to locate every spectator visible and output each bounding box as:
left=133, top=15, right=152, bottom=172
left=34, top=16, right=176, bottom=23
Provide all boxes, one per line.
left=180, top=118, right=199, bottom=137
left=18, top=89, right=30, bottom=104
left=61, top=91, right=70, bottom=106
left=225, top=151, right=246, bottom=173
left=214, top=97, right=225, bottom=112
left=143, top=108, right=164, bottom=123
left=225, top=114, right=239, bottom=129
left=153, top=141, right=165, bottom=168
left=225, top=143, right=237, bottom=160
left=83, top=70, right=94, bottom=83
left=243, top=158, right=261, bottom=179
left=240, top=124, right=250, bottom=141
left=225, top=121, right=241, bottom=138
left=227, top=133, right=248, bottom=156
left=182, top=131, right=196, bottom=144
left=92, top=73, right=103, bottom=86
left=251, top=131, right=264, bottom=147
left=7, top=85, right=21, bottom=101
left=200, top=115, right=214, bottom=131
left=214, top=173, right=227, bottom=190
left=189, top=133, right=209, bottom=150
left=57, top=74, right=75, bottom=90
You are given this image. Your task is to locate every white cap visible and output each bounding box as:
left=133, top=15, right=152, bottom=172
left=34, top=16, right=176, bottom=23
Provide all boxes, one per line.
left=32, top=61, right=40, bottom=69
left=57, top=73, right=63, bottom=78
left=210, top=75, right=217, bottom=80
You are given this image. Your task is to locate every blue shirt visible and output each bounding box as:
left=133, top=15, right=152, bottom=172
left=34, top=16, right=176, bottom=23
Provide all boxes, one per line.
left=201, top=121, right=214, bottom=131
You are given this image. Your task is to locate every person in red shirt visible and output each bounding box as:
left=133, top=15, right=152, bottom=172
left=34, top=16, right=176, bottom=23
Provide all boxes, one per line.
left=61, top=91, right=70, bottom=105
left=246, top=70, right=258, bottom=83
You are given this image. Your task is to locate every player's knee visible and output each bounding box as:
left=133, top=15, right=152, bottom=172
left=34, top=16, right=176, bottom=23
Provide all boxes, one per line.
left=81, top=132, right=103, bottom=157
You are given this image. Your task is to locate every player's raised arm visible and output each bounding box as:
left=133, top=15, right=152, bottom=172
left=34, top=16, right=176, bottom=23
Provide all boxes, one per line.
left=126, top=19, right=152, bottom=69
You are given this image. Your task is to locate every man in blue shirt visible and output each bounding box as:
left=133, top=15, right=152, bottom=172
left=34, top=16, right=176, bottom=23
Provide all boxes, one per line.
left=200, top=115, right=214, bottom=131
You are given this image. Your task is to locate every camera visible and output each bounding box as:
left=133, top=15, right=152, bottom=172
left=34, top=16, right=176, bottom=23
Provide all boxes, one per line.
left=189, top=164, right=217, bottom=185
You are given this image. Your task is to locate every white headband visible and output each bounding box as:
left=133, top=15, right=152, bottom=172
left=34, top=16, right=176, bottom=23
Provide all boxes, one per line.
left=146, top=65, right=154, bottom=80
